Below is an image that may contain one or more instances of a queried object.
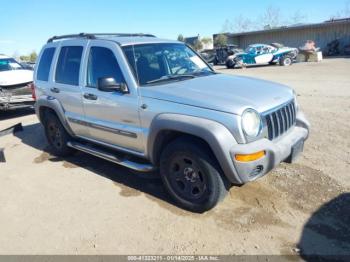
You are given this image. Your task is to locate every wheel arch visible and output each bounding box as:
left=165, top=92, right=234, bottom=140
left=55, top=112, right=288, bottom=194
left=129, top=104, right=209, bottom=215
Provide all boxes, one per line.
left=35, top=96, right=74, bottom=136
left=147, top=114, right=242, bottom=184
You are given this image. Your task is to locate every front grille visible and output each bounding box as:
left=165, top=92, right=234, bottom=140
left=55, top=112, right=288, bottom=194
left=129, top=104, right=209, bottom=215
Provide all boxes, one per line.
left=265, top=101, right=296, bottom=140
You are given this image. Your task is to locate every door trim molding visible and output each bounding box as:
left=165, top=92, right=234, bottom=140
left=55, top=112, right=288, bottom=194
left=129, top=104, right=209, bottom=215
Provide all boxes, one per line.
left=67, top=117, right=137, bottom=138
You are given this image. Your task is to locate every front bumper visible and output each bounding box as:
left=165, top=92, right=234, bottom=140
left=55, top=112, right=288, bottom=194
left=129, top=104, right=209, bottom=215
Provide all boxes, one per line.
left=230, top=111, right=310, bottom=183
left=0, top=94, right=34, bottom=110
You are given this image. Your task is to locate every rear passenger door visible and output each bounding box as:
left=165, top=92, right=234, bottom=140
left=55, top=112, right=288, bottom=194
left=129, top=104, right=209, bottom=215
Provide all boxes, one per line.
left=50, top=41, right=88, bottom=137
left=80, top=40, right=143, bottom=153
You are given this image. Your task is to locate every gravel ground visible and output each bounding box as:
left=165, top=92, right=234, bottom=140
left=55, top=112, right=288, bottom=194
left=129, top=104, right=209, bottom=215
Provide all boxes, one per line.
left=0, top=58, right=349, bottom=256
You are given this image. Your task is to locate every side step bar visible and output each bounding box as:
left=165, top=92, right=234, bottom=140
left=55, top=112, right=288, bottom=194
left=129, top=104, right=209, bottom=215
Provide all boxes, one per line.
left=67, top=141, right=155, bottom=172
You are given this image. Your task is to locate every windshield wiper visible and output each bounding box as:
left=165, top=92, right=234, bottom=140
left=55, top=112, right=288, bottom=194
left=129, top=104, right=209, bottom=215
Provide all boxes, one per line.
left=146, top=74, right=195, bottom=85
left=192, top=68, right=216, bottom=75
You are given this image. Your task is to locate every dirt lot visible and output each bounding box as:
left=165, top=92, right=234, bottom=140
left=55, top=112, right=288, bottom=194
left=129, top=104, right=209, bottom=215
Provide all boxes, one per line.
left=0, top=58, right=349, bottom=256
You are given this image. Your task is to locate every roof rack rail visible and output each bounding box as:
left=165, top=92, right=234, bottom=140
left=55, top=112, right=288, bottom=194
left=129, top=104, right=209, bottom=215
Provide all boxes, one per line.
left=47, top=33, right=95, bottom=43
left=90, top=33, right=156, bottom=37
left=47, top=33, right=156, bottom=43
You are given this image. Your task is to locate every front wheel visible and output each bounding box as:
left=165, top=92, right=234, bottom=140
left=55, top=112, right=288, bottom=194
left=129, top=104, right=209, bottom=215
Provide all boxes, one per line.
left=280, top=55, right=293, bottom=66
left=160, top=137, right=229, bottom=213
left=226, top=59, right=235, bottom=69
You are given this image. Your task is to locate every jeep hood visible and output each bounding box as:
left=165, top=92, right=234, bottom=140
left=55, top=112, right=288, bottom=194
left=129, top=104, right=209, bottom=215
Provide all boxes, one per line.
left=140, top=74, right=294, bottom=115
left=0, top=70, right=33, bottom=86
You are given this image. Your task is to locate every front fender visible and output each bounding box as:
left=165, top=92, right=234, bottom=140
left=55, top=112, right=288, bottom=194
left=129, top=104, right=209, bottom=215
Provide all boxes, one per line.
left=147, top=113, right=243, bottom=184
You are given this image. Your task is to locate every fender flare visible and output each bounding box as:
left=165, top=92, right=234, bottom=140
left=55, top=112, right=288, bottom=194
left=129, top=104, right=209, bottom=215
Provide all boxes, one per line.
left=35, top=95, right=75, bottom=136
left=147, top=113, right=243, bottom=184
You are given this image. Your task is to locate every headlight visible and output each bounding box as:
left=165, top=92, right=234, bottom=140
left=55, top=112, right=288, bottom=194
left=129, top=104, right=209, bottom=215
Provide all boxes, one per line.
left=241, top=109, right=262, bottom=137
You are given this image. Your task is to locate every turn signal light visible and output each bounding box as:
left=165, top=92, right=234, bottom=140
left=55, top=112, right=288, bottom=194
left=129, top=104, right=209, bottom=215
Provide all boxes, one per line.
left=235, top=151, right=265, bottom=162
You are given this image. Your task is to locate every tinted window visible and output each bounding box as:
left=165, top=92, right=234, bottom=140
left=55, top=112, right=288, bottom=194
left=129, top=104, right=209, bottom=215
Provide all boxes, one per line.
left=37, top=48, right=55, bottom=81
left=55, top=46, right=83, bottom=85
left=87, top=47, right=125, bottom=87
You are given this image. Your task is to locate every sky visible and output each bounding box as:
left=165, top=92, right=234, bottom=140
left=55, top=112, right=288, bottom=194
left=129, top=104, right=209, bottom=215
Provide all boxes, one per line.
left=0, top=0, right=349, bottom=56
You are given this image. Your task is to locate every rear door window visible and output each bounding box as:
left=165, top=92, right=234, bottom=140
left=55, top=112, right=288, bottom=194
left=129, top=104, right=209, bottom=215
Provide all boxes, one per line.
left=37, top=47, right=55, bottom=81
left=55, top=46, right=83, bottom=86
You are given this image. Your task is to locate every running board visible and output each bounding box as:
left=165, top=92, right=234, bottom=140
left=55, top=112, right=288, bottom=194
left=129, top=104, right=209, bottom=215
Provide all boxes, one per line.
left=67, top=141, right=155, bottom=172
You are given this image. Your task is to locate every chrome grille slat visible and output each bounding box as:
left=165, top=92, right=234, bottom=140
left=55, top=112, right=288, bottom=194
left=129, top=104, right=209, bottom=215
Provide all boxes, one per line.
left=281, top=107, right=289, bottom=133
left=291, top=102, right=296, bottom=124
left=275, top=112, right=281, bottom=137
left=278, top=108, right=286, bottom=134
left=277, top=110, right=283, bottom=135
left=283, top=107, right=289, bottom=130
left=268, top=114, right=275, bottom=139
left=264, top=101, right=296, bottom=140
left=286, top=104, right=292, bottom=127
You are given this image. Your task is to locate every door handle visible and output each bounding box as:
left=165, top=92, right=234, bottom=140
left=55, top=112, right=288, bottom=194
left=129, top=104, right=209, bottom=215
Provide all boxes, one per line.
left=83, top=93, right=98, bottom=100
left=50, top=87, right=60, bottom=93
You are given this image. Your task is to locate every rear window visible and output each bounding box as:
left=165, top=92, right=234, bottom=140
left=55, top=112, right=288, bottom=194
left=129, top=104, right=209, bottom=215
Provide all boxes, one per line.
left=37, top=47, right=55, bottom=81
left=55, top=46, right=83, bottom=86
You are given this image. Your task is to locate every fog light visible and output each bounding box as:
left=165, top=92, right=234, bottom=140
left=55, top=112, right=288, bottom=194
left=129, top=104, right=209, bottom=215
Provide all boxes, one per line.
left=235, top=151, right=265, bottom=162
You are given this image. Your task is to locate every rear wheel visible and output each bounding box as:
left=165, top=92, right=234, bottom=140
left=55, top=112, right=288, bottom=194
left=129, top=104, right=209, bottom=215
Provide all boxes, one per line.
left=43, top=112, right=74, bottom=157
left=160, top=137, right=228, bottom=212
left=280, top=55, right=293, bottom=66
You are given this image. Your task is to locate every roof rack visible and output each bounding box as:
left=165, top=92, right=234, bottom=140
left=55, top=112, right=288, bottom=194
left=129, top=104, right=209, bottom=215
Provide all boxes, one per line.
left=47, top=33, right=156, bottom=43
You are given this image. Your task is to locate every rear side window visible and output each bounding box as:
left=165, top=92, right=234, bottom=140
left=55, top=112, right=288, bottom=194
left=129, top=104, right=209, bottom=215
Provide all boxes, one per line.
left=37, top=47, right=55, bottom=81
left=55, top=46, right=83, bottom=86
left=87, top=47, right=125, bottom=87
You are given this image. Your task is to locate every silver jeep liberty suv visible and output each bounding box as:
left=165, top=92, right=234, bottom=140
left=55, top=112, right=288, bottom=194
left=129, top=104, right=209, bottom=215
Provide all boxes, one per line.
left=34, top=33, right=310, bottom=212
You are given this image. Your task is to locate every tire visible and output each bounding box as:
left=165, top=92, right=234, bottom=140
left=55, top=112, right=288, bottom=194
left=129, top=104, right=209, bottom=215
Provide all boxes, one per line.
left=226, top=59, right=235, bottom=69
left=159, top=137, right=229, bottom=213
left=213, top=57, right=218, bottom=65
left=280, top=55, right=293, bottom=66
left=43, top=112, right=74, bottom=157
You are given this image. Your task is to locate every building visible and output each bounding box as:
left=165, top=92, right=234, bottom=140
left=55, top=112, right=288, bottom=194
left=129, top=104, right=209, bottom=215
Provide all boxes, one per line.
left=213, top=18, right=350, bottom=51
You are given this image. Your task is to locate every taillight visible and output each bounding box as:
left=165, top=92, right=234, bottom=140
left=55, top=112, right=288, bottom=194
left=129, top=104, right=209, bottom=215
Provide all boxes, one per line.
left=28, top=82, right=36, bottom=100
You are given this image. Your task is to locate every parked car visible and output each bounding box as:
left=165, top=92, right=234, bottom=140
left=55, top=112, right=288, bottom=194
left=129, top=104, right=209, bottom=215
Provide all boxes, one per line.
left=34, top=33, right=309, bottom=212
left=0, top=55, right=34, bottom=110
left=344, top=43, right=350, bottom=55
left=226, top=43, right=298, bottom=68
left=20, top=61, right=36, bottom=70
left=213, top=45, right=242, bottom=65
left=199, top=49, right=216, bottom=64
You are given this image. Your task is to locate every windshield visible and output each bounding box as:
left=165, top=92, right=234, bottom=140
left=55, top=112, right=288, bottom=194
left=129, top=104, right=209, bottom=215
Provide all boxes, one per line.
left=122, top=43, right=214, bottom=86
left=0, top=58, right=24, bottom=72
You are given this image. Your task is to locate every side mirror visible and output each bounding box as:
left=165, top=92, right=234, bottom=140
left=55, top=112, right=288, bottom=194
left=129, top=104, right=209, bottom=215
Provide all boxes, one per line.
left=97, top=77, right=128, bottom=93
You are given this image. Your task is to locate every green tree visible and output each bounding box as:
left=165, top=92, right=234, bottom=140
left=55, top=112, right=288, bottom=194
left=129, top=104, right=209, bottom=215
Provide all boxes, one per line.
left=20, top=55, right=29, bottom=61
left=214, top=34, right=228, bottom=47
left=29, top=51, right=37, bottom=63
left=192, top=40, right=203, bottom=51
left=177, top=34, right=185, bottom=42
left=201, top=37, right=213, bottom=46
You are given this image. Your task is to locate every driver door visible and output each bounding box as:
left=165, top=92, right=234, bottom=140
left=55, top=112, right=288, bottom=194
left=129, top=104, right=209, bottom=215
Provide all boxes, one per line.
left=80, top=40, right=144, bottom=153
left=254, top=46, right=273, bottom=64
